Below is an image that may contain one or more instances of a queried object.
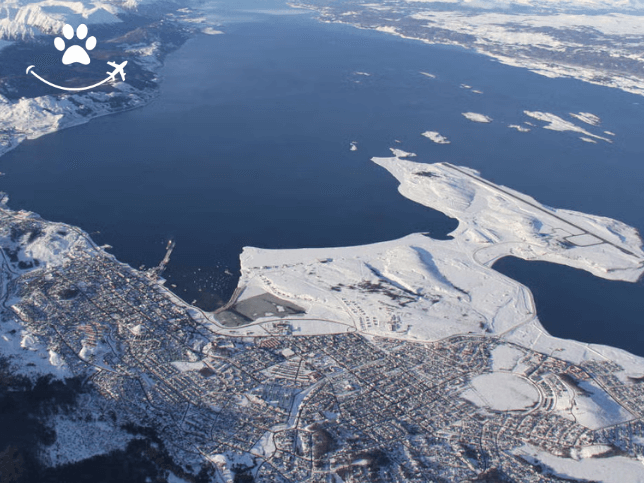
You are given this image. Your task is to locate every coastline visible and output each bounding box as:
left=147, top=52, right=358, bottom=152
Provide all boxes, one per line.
left=1, top=6, right=644, bottom=478
left=2, top=151, right=644, bottom=479
left=289, top=1, right=644, bottom=98
left=2, top=154, right=644, bottom=478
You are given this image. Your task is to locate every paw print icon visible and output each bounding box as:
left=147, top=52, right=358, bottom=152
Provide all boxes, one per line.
left=54, top=24, right=97, bottom=65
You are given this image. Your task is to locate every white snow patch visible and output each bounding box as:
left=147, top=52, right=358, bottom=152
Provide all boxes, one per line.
left=565, top=233, right=602, bottom=246
left=44, top=412, right=137, bottom=467
left=0, top=0, right=122, bottom=40
left=524, top=111, right=611, bottom=142
left=570, top=112, right=601, bottom=126
left=251, top=431, right=277, bottom=458
left=516, top=444, right=644, bottom=483
left=462, top=372, right=539, bottom=411
left=462, top=112, right=492, bottom=123
left=421, top=131, right=450, bottom=144
left=171, top=360, right=205, bottom=372
left=202, top=27, right=224, bottom=35
left=389, top=148, right=416, bottom=158
left=0, top=87, right=152, bottom=159
left=571, top=379, right=634, bottom=429
left=571, top=445, right=613, bottom=459
left=232, top=156, right=644, bottom=349
left=48, top=349, right=64, bottom=367
left=324, top=7, right=644, bottom=98
left=0, top=313, right=72, bottom=378
left=491, top=345, right=525, bottom=372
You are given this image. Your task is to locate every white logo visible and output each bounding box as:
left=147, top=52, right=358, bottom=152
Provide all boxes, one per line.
left=27, top=23, right=127, bottom=92
left=55, top=24, right=97, bottom=65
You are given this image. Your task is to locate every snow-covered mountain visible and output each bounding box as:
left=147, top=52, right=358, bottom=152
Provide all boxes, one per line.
left=0, top=0, right=207, bottom=158
left=0, top=0, right=127, bottom=39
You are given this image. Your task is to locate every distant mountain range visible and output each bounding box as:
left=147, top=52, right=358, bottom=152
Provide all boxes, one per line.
left=0, top=0, right=125, bottom=39
left=290, top=0, right=644, bottom=96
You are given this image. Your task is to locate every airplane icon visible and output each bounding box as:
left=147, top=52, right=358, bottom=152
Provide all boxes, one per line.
left=107, top=61, right=127, bottom=82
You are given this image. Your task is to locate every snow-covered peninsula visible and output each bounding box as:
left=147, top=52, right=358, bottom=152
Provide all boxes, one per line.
left=2, top=2, right=644, bottom=478
left=2, top=148, right=644, bottom=480
left=228, top=150, right=644, bottom=368
left=4, top=148, right=642, bottom=370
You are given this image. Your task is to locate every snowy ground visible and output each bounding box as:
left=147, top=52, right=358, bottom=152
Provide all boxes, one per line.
left=0, top=86, right=152, bottom=158
left=462, top=112, right=492, bottom=123
left=2, top=148, right=644, bottom=478
left=2, top=3, right=644, bottom=478
left=0, top=0, right=221, bottom=159
left=570, top=112, right=601, bottom=126
left=219, top=151, right=644, bottom=373
left=462, top=372, right=540, bottom=411
left=198, top=151, right=644, bottom=480
left=0, top=0, right=122, bottom=39
left=293, top=0, right=644, bottom=97
left=516, top=443, right=644, bottom=482
left=421, top=130, right=450, bottom=144
left=44, top=411, right=137, bottom=467
left=3, top=147, right=643, bottom=391
left=524, top=111, right=612, bottom=143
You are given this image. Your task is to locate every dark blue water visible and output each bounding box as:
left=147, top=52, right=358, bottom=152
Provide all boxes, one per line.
left=1, top=14, right=643, bottom=353
left=493, top=257, right=644, bottom=357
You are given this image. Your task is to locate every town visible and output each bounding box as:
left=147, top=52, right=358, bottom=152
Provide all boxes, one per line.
left=2, top=207, right=644, bottom=482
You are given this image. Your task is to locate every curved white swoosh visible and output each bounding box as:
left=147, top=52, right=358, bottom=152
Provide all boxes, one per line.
left=26, top=65, right=113, bottom=92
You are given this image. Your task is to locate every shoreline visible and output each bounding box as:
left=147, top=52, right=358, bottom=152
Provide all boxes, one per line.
left=290, top=2, right=644, bottom=98
left=2, top=152, right=644, bottom=480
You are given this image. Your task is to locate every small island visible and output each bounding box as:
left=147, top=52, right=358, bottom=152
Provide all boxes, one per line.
left=462, top=112, right=493, bottom=123
left=421, top=130, right=451, bottom=144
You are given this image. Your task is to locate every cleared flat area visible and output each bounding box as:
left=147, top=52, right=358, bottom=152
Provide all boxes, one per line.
left=464, top=372, right=540, bottom=411
left=215, top=293, right=305, bottom=327
left=517, top=444, right=644, bottom=483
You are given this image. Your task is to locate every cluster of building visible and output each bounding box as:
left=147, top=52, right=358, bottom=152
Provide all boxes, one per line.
left=2, top=210, right=644, bottom=482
